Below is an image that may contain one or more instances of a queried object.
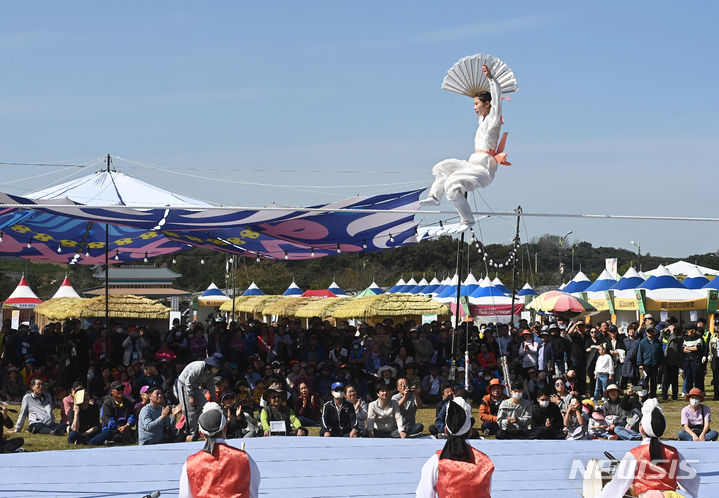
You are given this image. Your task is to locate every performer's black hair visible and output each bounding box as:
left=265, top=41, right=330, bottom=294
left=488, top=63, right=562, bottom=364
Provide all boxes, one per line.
left=475, top=90, right=491, bottom=102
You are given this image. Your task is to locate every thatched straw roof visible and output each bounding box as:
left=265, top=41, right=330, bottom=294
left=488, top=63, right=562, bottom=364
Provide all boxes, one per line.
left=294, top=297, right=353, bottom=319
left=219, top=296, right=252, bottom=312
left=262, top=296, right=318, bottom=317
left=331, top=294, right=450, bottom=319
left=234, top=295, right=285, bottom=314
left=34, top=297, right=87, bottom=320
left=67, top=295, right=170, bottom=319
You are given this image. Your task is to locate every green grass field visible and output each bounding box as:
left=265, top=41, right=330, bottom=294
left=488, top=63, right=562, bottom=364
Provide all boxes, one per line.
left=7, top=382, right=717, bottom=452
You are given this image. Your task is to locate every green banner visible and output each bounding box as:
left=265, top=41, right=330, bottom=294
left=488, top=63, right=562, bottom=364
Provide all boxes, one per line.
left=634, top=289, right=646, bottom=314
left=707, top=289, right=719, bottom=315
left=604, top=290, right=615, bottom=315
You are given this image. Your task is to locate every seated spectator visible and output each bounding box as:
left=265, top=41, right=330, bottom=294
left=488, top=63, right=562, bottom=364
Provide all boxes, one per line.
left=345, top=384, right=367, bottom=432
left=14, top=379, right=66, bottom=436
left=154, top=341, right=177, bottom=364
left=420, top=365, right=445, bottom=405
left=392, top=378, right=423, bottom=436
left=478, top=378, right=507, bottom=436
left=376, top=365, right=397, bottom=393
left=564, top=397, right=589, bottom=440
left=68, top=389, right=103, bottom=445
left=678, top=388, right=718, bottom=441
left=295, top=381, right=321, bottom=427
left=135, top=385, right=151, bottom=417
left=403, top=363, right=421, bottom=390
left=260, top=389, right=307, bottom=436
left=527, top=369, right=549, bottom=401
left=138, top=386, right=182, bottom=445
left=1, top=402, right=23, bottom=453
left=221, top=392, right=258, bottom=439
left=529, top=390, right=564, bottom=439
left=320, top=382, right=359, bottom=437
left=496, top=382, right=532, bottom=439
left=98, top=380, right=137, bottom=444
left=602, top=384, right=640, bottom=441
left=551, top=378, right=572, bottom=414
left=2, top=369, right=25, bottom=402
left=61, top=381, right=84, bottom=425
left=476, top=343, right=498, bottom=373
left=366, top=383, right=406, bottom=438
left=429, top=384, right=455, bottom=437
left=314, top=363, right=335, bottom=400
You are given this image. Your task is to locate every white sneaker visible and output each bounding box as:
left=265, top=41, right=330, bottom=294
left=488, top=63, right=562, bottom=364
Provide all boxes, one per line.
left=419, top=196, right=440, bottom=207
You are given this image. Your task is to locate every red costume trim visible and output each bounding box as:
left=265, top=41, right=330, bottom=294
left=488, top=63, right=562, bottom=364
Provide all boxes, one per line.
left=628, top=443, right=680, bottom=495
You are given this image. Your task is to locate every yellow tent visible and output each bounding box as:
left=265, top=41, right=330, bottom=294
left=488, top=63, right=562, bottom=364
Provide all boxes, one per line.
left=331, top=294, right=450, bottom=320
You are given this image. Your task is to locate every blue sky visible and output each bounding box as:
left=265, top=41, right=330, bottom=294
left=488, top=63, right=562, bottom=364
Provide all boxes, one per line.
left=0, top=1, right=717, bottom=259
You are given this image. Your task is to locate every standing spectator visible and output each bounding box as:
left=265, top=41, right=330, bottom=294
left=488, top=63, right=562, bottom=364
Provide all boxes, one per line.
left=636, top=328, right=663, bottom=398
left=138, top=386, right=182, bottom=445
left=413, top=330, right=434, bottom=365
left=593, top=344, right=614, bottom=401
left=661, top=320, right=683, bottom=401
left=529, top=390, right=564, bottom=439
left=177, top=353, right=222, bottom=437
left=682, top=323, right=706, bottom=394
left=392, top=378, right=423, bottom=436
left=549, top=324, right=566, bottom=376
left=496, top=383, right=532, bottom=439
left=479, top=378, right=507, bottom=436
left=366, top=383, right=406, bottom=438
left=98, top=380, right=137, bottom=444
left=678, top=388, right=718, bottom=441
left=320, top=382, right=358, bottom=437
left=14, top=379, right=66, bottom=435
left=122, top=328, right=148, bottom=366
left=585, top=328, right=603, bottom=398
left=1, top=402, right=23, bottom=452
left=604, top=325, right=625, bottom=385
left=537, top=329, right=555, bottom=373
left=709, top=325, right=719, bottom=401
left=518, top=329, right=539, bottom=374
left=295, top=381, right=321, bottom=427
left=621, top=324, right=641, bottom=389
left=67, top=389, right=102, bottom=445
left=567, top=322, right=588, bottom=396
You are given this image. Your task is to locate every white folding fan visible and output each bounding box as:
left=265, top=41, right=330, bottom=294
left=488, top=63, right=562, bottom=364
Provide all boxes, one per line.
left=441, top=53, right=519, bottom=97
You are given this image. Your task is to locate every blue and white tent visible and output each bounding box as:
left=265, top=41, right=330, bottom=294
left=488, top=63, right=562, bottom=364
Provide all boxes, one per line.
left=282, top=281, right=304, bottom=297
left=703, top=277, right=719, bottom=290
left=328, top=281, right=348, bottom=297
left=242, top=282, right=265, bottom=296
left=198, top=282, right=231, bottom=307
left=611, top=267, right=645, bottom=291
left=469, top=282, right=512, bottom=303
left=367, top=280, right=384, bottom=295
left=583, top=269, right=618, bottom=293
left=516, top=283, right=538, bottom=297
left=421, top=277, right=442, bottom=295
left=640, top=265, right=687, bottom=291
left=398, top=278, right=418, bottom=293
left=562, top=271, right=592, bottom=294
left=388, top=278, right=406, bottom=294
left=681, top=266, right=711, bottom=290
left=408, top=278, right=428, bottom=294
left=434, top=274, right=460, bottom=302
left=491, top=277, right=510, bottom=295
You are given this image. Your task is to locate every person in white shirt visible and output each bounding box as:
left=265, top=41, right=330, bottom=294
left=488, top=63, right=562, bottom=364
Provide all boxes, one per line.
left=593, top=344, right=614, bottom=401
left=420, top=63, right=508, bottom=229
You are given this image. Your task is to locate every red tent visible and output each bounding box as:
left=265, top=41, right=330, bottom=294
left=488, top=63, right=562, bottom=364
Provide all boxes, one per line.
left=301, top=289, right=337, bottom=298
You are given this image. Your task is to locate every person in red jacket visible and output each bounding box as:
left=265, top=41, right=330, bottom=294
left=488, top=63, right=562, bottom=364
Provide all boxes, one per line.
left=416, top=397, right=494, bottom=497
left=179, top=402, right=261, bottom=498
left=598, top=398, right=700, bottom=498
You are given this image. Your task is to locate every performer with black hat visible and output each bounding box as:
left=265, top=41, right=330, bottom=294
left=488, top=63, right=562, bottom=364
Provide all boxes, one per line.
left=598, top=398, right=700, bottom=497
left=416, top=397, right=494, bottom=497
left=178, top=402, right=260, bottom=498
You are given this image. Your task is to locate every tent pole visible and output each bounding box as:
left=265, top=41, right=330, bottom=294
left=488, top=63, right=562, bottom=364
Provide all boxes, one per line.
left=232, top=256, right=236, bottom=320
left=450, top=193, right=468, bottom=382
left=105, top=154, right=111, bottom=358
left=509, top=206, right=522, bottom=327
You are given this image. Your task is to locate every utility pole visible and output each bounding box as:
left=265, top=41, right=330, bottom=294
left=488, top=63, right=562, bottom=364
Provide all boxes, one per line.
left=105, top=154, right=111, bottom=357
left=509, top=206, right=521, bottom=326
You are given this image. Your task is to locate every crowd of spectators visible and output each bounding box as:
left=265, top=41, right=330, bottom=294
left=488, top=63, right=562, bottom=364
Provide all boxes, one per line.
left=0, top=311, right=718, bottom=451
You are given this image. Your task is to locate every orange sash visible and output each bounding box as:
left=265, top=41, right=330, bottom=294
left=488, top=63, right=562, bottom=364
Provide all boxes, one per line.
left=475, top=132, right=511, bottom=166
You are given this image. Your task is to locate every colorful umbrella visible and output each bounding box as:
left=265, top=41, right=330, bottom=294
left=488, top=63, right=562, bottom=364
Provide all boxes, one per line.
left=526, top=291, right=596, bottom=316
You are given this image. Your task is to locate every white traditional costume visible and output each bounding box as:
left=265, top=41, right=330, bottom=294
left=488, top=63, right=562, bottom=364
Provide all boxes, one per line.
left=598, top=399, right=700, bottom=498
left=421, top=53, right=517, bottom=228
left=416, top=398, right=494, bottom=498
left=179, top=402, right=261, bottom=498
